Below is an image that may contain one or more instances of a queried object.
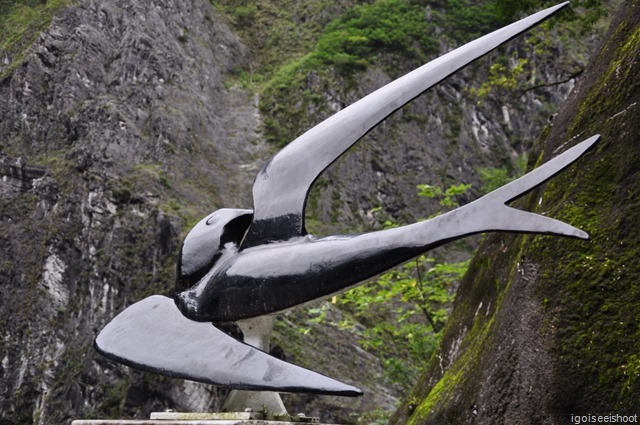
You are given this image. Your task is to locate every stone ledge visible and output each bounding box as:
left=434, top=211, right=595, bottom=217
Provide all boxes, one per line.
left=72, top=413, right=333, bottom=425
left=72, top=421, right=247, bottom=425
left=72, top=421, right=336, bottom=425
left=149, top=412, right=318, bottom=423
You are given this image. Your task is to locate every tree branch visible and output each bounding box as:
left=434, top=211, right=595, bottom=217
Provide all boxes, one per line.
left=518, top=68, right=585, bottom=97
left=414, top=258, right=442, bottom=333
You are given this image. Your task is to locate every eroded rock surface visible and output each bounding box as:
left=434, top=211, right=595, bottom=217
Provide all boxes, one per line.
left=0, top=0, right=603, bottom=423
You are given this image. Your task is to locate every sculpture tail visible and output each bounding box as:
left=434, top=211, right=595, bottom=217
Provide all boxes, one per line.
left=453, top=135, right=600, bottom=239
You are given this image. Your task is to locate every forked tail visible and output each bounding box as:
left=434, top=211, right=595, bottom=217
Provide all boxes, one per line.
left=431, top=135, right=600, bottom=241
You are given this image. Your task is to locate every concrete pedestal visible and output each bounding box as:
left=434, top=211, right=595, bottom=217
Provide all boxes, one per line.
left=72, top=421, right=331, bottom=425
left=71, top=410, right=333, bottom=425
left=72, top=421, right=306, bottom=425
left=148, top=412, right=318, bottom=422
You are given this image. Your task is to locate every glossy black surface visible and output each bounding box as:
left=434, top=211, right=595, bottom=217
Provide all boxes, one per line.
left=96, top=296, right=362, bottom=395
left=175, top=135, right=599, bottom=322
left=96, top=2, right=599, bottom=395
left=176, top=209, right=253, bottom=293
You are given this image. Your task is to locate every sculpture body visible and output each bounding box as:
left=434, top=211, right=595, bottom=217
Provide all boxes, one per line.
left=175, top=133, right=597, bottom=323
left=96, top=1, right=600, bottom=396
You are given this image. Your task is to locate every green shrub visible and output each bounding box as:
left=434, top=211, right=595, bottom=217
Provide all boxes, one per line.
left=1, top=0, right=73, bottom=76
left=314, top=0, right=438, bottom=71
left=261, top=0, right=440, bottom=146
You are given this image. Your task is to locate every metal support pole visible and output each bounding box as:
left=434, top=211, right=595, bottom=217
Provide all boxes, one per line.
left=221, top=316, right=288, bottom=415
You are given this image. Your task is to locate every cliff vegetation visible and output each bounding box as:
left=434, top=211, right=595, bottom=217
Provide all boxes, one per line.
left=390, top=1, right=639, bottom=422
left=0, top=0, right=621, bottom=423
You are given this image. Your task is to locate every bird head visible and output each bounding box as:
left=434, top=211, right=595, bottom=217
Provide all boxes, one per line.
left=175, top=208, right=253, bottom=293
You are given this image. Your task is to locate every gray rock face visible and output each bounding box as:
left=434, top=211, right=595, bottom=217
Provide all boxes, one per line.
left=2, top=0, right=261, bottom=204
left=0, top=0, right=262, bottom=422
left=0, top=0, right=590, bottom=423
left=389, top=2, right=639, bottom=422
left=0, top=0, right=400, bottom=422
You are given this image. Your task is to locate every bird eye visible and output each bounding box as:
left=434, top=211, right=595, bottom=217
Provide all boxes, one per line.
left=175, top=210, right=253, bottom=294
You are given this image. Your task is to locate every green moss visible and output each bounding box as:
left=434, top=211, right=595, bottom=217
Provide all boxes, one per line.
left=100, top=379, right=129, bottom=417
left=255, top=0, right=440, bottom=147
left=133, top=163, right=171, bottom=189
left=531, top=141, right=640, bottom=409
left=409, top=315, right=496, bottom=422
left=571, top=23, right=640, bottom=136
left=0, top=0, right=74, bottom=78
left=444, top=102, right=463, bottom=144
left=515, top=7, right=640, bottom=411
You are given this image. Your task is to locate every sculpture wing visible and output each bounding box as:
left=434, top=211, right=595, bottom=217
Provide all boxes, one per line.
left=95, top=295, right=362, bottom=396
left=242, top=2, right=569, bottom=248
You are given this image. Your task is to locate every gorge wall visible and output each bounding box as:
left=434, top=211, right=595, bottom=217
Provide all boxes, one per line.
left=390, top=1, right=639, bottom=423
left=0, top=0, right=613, bottom=423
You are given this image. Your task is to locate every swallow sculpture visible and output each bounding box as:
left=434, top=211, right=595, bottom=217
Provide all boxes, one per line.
left=96, top=1, right=599, bottom=397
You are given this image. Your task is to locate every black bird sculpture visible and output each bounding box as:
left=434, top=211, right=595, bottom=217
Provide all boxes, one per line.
left=96, top=2, right=599, bottom=397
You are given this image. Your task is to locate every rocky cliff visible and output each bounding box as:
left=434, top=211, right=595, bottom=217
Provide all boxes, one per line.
left=0, top=1, right=408, bottom=422
left=390, top=1, right=639, bottom=423
left=0, top=0, right=610, bottom=423
left=1, top=1, right=264, bottom=422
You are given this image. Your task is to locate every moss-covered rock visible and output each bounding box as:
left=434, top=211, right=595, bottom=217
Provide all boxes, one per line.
left=391, top=1, right=640, bottom=423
